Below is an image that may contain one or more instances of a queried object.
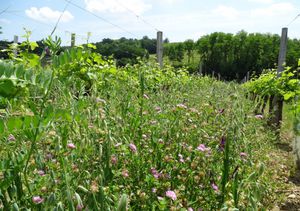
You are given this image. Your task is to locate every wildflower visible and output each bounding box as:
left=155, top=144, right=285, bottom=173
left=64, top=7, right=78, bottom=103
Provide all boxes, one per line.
left=188, top=208, right=194, bottom=211
left=152, top=188, right=157, bottom=193
left=165, top=190, right=177, bottom=200
left=67, top=143, right=76, bottom=149
left=122, top=169, right=129, bottom=178
left=211, top=183, right=219, bottom=192
left=178, top=154, right=185, bottom=163
left=129, top=143, right=137, bottom=153
left=111, top=155, right=117, bottom=165
left=219, top=136, right=226, bottom=151
left=176, top=103, right=187, bottom=109
left=255, top=114, right=263, bottom=119
left=115, top=143, right=122, bottom=147
left=218, top=108, right=225, bottom=114
left=240, top=152, right=247, bottom=157
left=32, top=196, right=44, bottom=204
left=197, top=144, right=210, bottom=152
left=37, top=170, right=45, bottom=176
left=8, top=134, right=16, bottom=142
left=142, top=134, right=147, bottom=139
left=150, top=168, right=161, bottom=179
left=155, top=106, right=162, bottom=113
left=143, top=94, right=149, bottom=99
left=76, top=204, right=84, bottom=211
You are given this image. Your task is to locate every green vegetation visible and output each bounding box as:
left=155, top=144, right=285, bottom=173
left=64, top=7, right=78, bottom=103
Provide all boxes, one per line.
left=0, top=32, right=291, bottom=210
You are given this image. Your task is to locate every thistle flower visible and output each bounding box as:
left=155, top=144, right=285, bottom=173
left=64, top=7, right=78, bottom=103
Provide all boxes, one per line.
left=150, top=168, right=161, bottom=179
left=111, top=155, right=117, bottom=165
left=8, top=134, right=16, bottom=142
left=165, top=190, right=177, bottom=200
left=67, top=143, right=76, bottom=149
left=122, top=169, right=129, bottom=178
left=37, top=170, right=46, bottom=176
left=32, top=196, right=44, bottom=204
left=211, top=183, right=219, bottom=192
left=197, top=144, right=210, bottom=152
left=129, top=143, right=137, bottom=153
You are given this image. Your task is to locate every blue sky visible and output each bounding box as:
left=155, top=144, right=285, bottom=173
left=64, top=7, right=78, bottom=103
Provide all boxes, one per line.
left=0, top=0, right=300, bottom=45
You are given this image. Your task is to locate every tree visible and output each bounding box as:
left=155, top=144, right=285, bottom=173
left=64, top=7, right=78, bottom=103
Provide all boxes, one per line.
left=183, top=39, right=194, bottom=64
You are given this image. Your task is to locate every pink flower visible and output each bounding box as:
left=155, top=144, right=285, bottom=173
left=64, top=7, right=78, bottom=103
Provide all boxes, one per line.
left=176, top=103, right=187, bottom=109
left=122, top=169, right=129, bottom=178
left=197, top=144, right=210, bottom=152
left=32, top=196, right=44, bottom=204
left=76, top=204, right=84, bottom=211
left=240, top=152, right=247, bottom=157
left=152, top=188, right=157, bottom=193
left=255, top=114, right=263, bottom=119
left=67, top=143, right=76, bottom=149
left=150, top=168, right=161, bottom=179
left=8, top=134, right=16, bottom=142
left=37, top=170, right=45, bottom=176
left=178, top=154, right=185, bottom=163
left=188, top=208, right=194, bottom=211
left=211, top=183, right=219, bottom=192
left=166, top=190, right=177, bottom=200
left=111, top=155, right=117, bottom=165
left=129, top=143, right=137, bottom=153
left=115, top=143, right=122, bottom=147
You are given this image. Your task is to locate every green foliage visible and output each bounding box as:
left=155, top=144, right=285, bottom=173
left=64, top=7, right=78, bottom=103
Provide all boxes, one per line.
left=0, top=34, right=281, bottom=210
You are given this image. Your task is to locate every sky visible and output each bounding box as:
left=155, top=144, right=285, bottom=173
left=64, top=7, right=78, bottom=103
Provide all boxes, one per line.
left=0, top=0, right=300, bottom=45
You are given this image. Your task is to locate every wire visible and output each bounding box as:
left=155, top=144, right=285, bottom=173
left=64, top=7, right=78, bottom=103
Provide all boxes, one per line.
left=287, top=13, right=300, bottom=26
left=0, top=6, right=10, bottom=16
left=64, top=0, right=138, bottom=38
left=113, top=0, right=160, bottom=32
left=50, top=0, right=71, bottom=36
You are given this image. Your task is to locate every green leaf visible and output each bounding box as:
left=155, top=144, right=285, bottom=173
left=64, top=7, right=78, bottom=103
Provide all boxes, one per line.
left=29, top=42, right=38, bottom=51
left=284, top=92, right=295, bottom=101
left=0, top=79, right=18, bottom=98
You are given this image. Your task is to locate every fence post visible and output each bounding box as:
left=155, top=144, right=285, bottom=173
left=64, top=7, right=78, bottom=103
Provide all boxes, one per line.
left=156, top=31, right=163, bottom=68
left=13, top=35, right=18, bottom=57
left=295, top=96, right=300, bottom=169
left=269, top=27, right=288, bottom=128
left=246, top=71, right=250, bottom=81
left=71, top=33, right=76, bottom=47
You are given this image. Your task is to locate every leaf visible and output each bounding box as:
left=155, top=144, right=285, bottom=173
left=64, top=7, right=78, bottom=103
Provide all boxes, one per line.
left=284, top=92, right=295, bottom=101
left=29, top=42, right=38, bottom=51
left=116, top=194, right=128, bottom=211
left=0, top=79, right=18, bottom=98
left=87, top=43, right=97, bottom=49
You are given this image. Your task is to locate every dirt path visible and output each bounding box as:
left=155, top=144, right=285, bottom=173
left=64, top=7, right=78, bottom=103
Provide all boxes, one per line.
left=271, top=129, right=300, bottom=210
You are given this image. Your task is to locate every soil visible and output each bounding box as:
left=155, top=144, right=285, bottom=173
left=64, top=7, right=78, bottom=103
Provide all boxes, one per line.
left=271, top=129, right=300, bottom=211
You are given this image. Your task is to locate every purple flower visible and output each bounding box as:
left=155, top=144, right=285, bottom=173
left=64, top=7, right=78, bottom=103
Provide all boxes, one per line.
left=165, top=190, right=177, bottom=200
left=197, top=144, right=210, bottom=152
left=32, top=196, right=44, bottom=204
left=122, top=169, right=129, bottom=177
left=255, top=114, right=263, bottom=119
left=176, top=103, right=187, bottom=109
left=76, top=204, right=83, bottom=211
left=37, top=170, right=45, bottom=176
left=150, top=168, right=161, bottom=179
left=67, top=143, right=76, bottom=149
left=8, top=134, right=16, bottom=142
left=111, top=155, right=117, bottom=165
left=240, top=152, right=247, bottom=157
left=219, top=136, right=226, bottom=151
left=129, top=143, right=137, bottom=153
left=211, top=183, right=219, bottom=192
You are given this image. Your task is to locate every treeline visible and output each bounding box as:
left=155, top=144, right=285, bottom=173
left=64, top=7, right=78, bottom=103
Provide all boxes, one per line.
left=0, top=36, right=162, bottom=66
left=1, top=31, right=300, bottom=80
left=164, top=31, right=300, bottom=80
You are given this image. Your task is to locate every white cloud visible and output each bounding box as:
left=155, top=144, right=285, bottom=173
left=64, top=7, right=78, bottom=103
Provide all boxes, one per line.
left=84, top=0, right=151, bottom=15
left=248, top=0, right=273, bottom=4
left=25, top=7, right=74, bottom=23
left=212, top=5, right=240, bottom=20
left=251, top=3, right=296, bottom=17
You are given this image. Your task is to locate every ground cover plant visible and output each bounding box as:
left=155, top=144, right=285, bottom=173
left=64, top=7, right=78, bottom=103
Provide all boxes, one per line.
left=0, top=36, right=283, bottom=210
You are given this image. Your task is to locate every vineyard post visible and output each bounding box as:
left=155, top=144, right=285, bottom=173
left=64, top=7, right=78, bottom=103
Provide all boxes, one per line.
left=246, top=71, right=250, bottom=81
left=13, top=35, right=18, bottom=57
left=157, top=31, right=163, bottom=68
left=270, top=27, right=288, bottom=128
left=71, top=33, right=76, bottom=47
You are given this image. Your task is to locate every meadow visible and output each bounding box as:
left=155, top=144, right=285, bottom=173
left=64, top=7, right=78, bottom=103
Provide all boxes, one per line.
left=0, top=36, right=294, bottom=210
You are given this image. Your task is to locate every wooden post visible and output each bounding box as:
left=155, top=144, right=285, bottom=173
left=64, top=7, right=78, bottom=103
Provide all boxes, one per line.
left=246, top=71, right=250, bottom=81
left=13, top=35, right=18, bottom=57
left=156, top=31, right=163, bottom=68
left=71, top=33, right=76, bottom=47
left=269, top=28, right=288, bottom=128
